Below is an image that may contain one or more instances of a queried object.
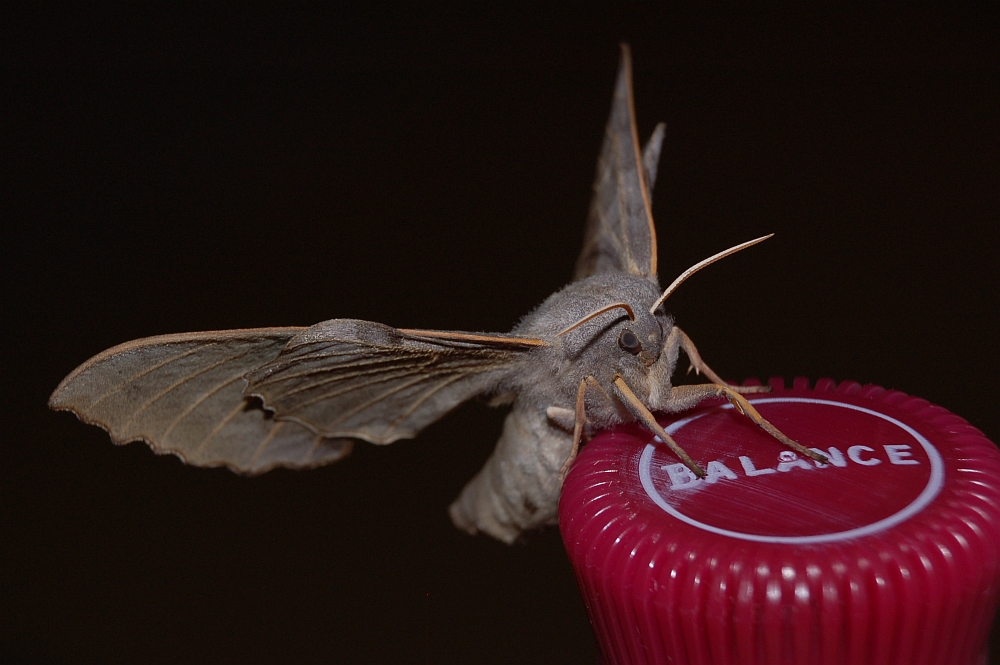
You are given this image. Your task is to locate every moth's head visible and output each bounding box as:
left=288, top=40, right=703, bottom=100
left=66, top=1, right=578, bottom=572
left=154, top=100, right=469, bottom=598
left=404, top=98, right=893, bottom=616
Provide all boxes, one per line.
left=563, top=233, right=776, bottom=396
left=516, top=234, right=774, bottom=407
left=554, top=289, right=668, bottom=366
left=520, top=273, right=675, bottom=394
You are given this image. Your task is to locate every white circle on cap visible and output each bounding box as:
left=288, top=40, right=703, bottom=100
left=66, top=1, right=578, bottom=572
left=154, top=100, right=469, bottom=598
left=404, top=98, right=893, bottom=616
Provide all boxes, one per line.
left=638, top=397, right=945, bottom=544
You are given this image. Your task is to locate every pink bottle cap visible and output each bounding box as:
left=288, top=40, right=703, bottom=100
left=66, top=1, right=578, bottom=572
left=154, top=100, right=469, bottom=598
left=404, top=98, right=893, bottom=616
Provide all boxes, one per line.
left=559, top=377, right=1000, bottom=665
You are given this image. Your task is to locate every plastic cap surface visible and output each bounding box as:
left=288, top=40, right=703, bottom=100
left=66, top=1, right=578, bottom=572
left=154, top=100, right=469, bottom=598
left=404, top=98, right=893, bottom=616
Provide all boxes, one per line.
left=559, top=377, right=1000, bottom=665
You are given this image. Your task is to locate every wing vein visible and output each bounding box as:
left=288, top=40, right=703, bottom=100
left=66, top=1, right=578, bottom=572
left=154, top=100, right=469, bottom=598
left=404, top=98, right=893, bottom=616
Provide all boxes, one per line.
left=248, top=421, right=285, bottom=466
left=325, top=372, right=454, bottom=430
left=304, top=435, right=324, bottom=464
left=87, top=346, right=204, bottom=409
left=257, top=362, right=435, bottom=404
left=258, top=346, right=389, bottom=365
left=613, top=132, right=637, bottom=274
left=193, top=401, right=247, bottom=456
left=253, top=355, right=433, bottom=389
left=120, top=348, right=257, bottom=430
left=159, top=372, right=249, bottom=442
left=261, top=355, right=498, bottom=410
left=384, top=373, right=467, bottom=438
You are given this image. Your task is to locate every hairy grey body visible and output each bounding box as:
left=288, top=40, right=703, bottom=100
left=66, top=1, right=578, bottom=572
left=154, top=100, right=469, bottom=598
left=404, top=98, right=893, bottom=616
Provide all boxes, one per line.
left=448, top=273, right=701, bottom=542
left=449, top=403, right=571, bottom=543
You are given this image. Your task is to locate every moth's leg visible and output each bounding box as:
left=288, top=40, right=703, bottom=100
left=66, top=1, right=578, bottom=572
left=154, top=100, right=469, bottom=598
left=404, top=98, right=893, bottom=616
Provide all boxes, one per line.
left=585, top=375, right=610, bottom=399
left=487, top=392, right=516, bottom=407
left=559, top=378, right=590, bottom=483
left=671, top=326, right=768, bottom=395
left=613, top=375, right=706, bottom=478
left=666, top=383, right=827, bottom=463
left=547, top=381, right=601, bottom=434
left=545, top=406, right=576, bottom=432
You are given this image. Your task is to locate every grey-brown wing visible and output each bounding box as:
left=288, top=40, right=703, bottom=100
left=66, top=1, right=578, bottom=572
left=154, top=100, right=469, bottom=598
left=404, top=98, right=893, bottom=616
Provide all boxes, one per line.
left=49, top=328, right=353, bottom=475
left=245, top=319, right=534, bottom=443
left=574, top=44, right=665, bottom=282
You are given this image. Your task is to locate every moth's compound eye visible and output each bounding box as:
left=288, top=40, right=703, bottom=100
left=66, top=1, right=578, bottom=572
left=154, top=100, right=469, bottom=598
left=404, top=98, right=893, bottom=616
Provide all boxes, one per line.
left=618, top=329, right=642, bottom=355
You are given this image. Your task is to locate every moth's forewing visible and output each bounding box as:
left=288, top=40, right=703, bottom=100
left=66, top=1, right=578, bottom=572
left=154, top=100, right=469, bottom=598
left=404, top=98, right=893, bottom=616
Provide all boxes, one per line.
left=48, top=329, right=353, bottom=474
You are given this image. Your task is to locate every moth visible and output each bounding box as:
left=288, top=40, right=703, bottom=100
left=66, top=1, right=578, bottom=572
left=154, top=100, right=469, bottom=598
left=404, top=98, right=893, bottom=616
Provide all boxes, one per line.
left=50, top=46, right=825, bottom=544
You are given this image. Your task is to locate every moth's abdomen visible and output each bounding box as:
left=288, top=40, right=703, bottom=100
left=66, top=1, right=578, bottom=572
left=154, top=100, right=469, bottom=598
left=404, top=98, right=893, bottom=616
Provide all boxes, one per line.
left=448, top=401, right=571, bottom=544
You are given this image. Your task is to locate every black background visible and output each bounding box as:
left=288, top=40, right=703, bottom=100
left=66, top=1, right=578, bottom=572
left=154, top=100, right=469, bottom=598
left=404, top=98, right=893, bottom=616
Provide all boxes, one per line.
left=3, top=6, right=998, bottom=664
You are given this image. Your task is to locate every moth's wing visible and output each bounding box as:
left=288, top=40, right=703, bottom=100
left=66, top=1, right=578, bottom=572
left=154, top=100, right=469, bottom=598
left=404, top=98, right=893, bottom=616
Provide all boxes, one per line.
left=245, top=319, right=540, bottom=443
left=574, top=44, right=664, bottom=282
left=642, top=122, right=666, bottom=203
left=49, top=329, right=354, bottom=475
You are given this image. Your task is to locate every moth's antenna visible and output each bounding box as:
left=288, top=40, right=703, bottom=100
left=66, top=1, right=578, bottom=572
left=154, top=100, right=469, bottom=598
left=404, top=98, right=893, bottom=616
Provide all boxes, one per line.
left=556, top=303, right=635, bottom=337
left=648, top=234, right=773, bottom=314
